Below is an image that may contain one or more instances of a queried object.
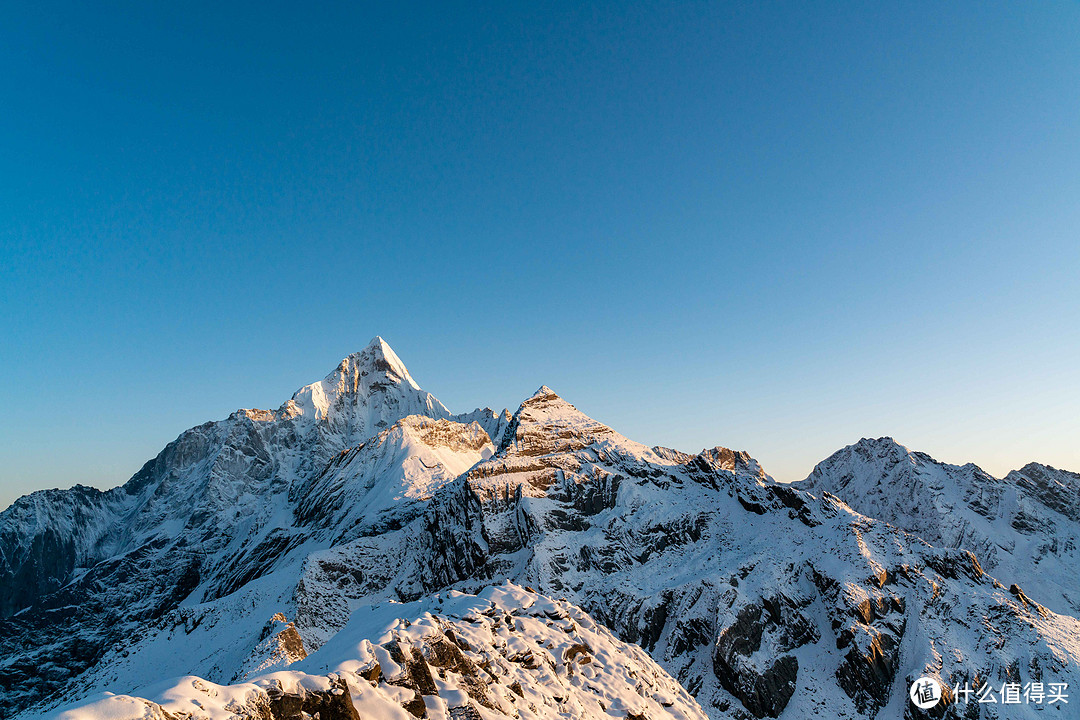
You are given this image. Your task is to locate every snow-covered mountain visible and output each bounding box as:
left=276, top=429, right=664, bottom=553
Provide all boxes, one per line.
left=0, top=338, right=496, bottom=715
left=798, top=437, right=1080, bottom=616
left=2, top=341, right=1078, bottom=720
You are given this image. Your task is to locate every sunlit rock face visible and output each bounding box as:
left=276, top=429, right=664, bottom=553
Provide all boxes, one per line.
left=3, top=341, right=1080, bottom=720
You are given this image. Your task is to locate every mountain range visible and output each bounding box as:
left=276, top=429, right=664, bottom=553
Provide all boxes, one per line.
left=1, top=338, right=1077, bottom=720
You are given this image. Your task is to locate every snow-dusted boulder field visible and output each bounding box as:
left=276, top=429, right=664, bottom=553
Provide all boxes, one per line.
left=2, top=339, right=1078, bottom=720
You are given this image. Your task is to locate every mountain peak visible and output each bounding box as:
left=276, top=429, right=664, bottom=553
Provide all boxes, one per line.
left=280, top=338, right=448, bottom=428
left=826, top=436, right=920, bottom=465
left=851, top=436, right=908, bottom=452
left=337, top=336, right=417, bottom=390
left=528, top=384, right=557, bottom=401
left=495, top=385, right=626, bottom=458
left=1014, top=461, right=1078, bottom=479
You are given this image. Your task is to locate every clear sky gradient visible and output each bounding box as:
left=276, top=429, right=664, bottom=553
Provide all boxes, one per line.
left=2, top=1, right=1078, bottom=509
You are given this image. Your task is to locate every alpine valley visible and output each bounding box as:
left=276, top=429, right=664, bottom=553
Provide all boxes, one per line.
left=2, top=339, right=1077, bottom=720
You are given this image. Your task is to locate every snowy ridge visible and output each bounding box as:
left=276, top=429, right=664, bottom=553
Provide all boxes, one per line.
left=0, top=484, right=130, bottom=618
left=42, top=584, right=707, bottom=720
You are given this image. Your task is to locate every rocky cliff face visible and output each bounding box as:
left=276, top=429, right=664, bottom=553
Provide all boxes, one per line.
left=2, top=343, right=1079, bottom=720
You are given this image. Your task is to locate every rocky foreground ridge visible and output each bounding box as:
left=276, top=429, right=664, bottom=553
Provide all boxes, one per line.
left=44, top=584, right=706, bottom=720
left=2, top=338, right=1078, bottom=720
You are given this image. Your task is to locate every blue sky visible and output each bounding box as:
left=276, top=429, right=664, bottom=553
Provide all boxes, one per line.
left=2, top=1, right=1078, bottom=509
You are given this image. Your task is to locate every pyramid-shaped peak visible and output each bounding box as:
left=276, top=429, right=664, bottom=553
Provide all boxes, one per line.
left=278, top=338, right=450, bottom=428
left=364, top=335, right=389, bottom=352
left=491, top=385, right=667, bottom=464
left=529, top=385, right=557, bottom=400
left=518, top=385, right=579, bottom=413
left=500, top=385, right=615, bottom=451
left=337, top=336, right=417, bottom=390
